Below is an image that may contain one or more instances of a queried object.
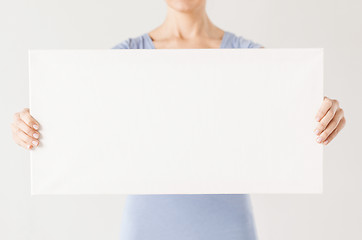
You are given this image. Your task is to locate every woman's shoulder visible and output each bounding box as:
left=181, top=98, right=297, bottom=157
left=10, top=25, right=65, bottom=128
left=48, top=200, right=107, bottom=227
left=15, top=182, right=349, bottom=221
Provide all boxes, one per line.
left=112, top=33, right=153, bottom=49
left=223, top=31, right=263, bottom=49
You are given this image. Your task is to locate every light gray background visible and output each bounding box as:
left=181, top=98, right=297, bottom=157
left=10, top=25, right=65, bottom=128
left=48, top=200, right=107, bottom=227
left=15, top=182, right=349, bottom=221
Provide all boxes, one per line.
left=0, top=0, right=361, bottom=239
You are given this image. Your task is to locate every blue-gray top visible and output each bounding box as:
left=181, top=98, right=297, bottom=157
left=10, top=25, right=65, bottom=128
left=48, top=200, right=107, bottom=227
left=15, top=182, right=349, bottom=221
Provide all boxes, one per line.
left=113, top=31, right=262, bottom=240
left=113, top=31, right=262, bottom=49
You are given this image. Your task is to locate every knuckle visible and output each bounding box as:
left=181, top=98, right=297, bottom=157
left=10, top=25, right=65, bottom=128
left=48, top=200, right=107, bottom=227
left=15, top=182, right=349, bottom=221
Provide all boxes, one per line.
left=323, top=130, right=330, bottom=137
left=325, top=99, right=332, bottom=107
left=11, top=125, right=19, bottom=135
left=14, top=119, right=23, bottom=127
left=317, top=110, right=324, bottom=117
left=16, top=128, right=22, bottom=135
left=341, top=117, right=346, bottom=126
left=324, top=128, right=331, bottom=135
left=339, top=108, right=344, bottom=115
left=319, top=121, right=327, bottom=129
left=24, top=127, right=33, bottom=135
left=19, top=111, right=25, bottom=119
left=21, top=115, right=30, bottom=123
left=320, top=132, right=328, bottom=139
left=326, top=111, right=334, bottom=119
left=336, top=108, right=344, bottom=116
left=24, top=111, right=31, bottom=118
left=13, top=112, right=20, bottom=120
left=330, top=118, right=338, bottom=127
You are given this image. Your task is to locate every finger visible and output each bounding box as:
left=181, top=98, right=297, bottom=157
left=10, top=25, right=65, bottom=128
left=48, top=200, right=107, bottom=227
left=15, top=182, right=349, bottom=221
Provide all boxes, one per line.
left=11, top=124, right=36, bottom=149
left=314, top=103, right=338, bottom=135
left=322, top=117, right=346, bottom=145
left=315, top=97, right=334, bottom=122
left=13, top=125, right=39, bottom=148
left=316, top=109, right=344, bottom=143
left=19, top=108, right=40, bottom=130
left=13, top=112, right=20, bottom=121
left=14, top=118, right=40, bottom=139
left=17, top=138, right=33, bottom=150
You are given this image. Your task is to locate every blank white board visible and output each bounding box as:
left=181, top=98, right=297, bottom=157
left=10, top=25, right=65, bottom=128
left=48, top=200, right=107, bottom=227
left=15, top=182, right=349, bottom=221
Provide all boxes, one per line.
left=29, top=49, right=323, bottom=195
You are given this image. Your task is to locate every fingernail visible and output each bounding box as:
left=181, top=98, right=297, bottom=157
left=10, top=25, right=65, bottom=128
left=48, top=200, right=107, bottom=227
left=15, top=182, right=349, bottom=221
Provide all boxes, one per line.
left=323, top=140, right=329, bottom=145
left=33, top=125, right=39, bottom=130
left=314, top=129, right=320, bottom=135
left=32, top=140, right=38, bottom=146
left=33, top=133, right=39, bottom=139
left=316, top=137, right=322, bottom=143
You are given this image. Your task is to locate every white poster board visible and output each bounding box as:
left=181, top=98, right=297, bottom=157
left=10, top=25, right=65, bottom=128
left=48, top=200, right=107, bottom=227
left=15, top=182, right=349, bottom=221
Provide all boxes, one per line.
left=29, top=49, right=323, bottom=195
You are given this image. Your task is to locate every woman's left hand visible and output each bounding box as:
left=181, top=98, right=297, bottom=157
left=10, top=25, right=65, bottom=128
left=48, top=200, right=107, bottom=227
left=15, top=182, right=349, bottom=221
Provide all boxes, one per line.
left=314, top=96, right=346, bottom=145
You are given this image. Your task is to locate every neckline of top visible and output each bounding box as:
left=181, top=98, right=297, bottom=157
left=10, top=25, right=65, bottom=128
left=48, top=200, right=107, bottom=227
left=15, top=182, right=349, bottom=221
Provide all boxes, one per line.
left=143, top=31, right=231, bottom=49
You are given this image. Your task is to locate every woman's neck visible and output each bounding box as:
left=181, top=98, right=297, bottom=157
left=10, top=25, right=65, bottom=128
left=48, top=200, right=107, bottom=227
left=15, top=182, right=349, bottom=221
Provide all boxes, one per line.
left=161, top=7, right=214, bottom=39
left=150, top=7, right=222, bottom=41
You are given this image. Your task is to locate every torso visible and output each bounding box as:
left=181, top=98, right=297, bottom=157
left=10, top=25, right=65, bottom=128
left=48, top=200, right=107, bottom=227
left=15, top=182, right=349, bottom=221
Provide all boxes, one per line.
left=112, top=31, right=262, bottom=240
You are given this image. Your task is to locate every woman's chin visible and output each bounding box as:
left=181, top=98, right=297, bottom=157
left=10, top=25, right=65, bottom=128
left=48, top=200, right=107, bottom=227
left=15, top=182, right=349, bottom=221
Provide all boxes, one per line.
left=166, top=0, right=205, bottom=13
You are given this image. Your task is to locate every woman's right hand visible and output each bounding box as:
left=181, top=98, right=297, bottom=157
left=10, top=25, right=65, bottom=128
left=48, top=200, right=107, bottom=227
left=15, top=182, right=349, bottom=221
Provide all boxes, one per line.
left=11, top=108, right=40, bottom=150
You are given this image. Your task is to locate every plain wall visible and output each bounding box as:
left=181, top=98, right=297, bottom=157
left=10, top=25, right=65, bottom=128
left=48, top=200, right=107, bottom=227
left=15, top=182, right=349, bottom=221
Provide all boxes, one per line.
left=1, top=0, right=361, bottom=239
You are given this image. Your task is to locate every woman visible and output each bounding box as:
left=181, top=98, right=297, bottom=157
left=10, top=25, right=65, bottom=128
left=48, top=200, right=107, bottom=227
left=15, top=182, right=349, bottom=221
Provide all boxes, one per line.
left=11, top=0, right=346, bottom=239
